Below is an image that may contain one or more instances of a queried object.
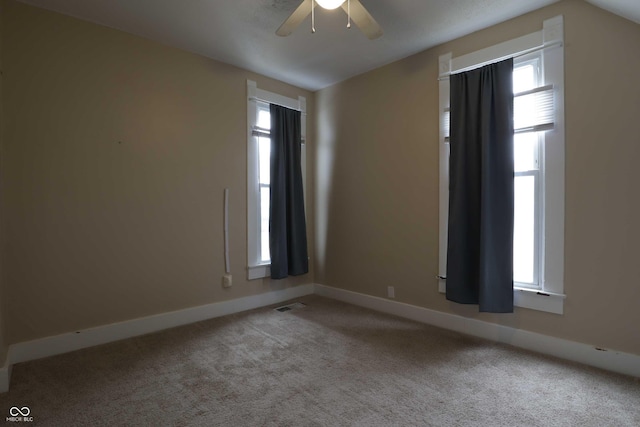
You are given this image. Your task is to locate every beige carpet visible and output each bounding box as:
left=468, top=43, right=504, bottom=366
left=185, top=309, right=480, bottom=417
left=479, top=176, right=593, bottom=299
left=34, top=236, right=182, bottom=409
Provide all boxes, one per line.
left=1, top=295, right=639, bottom=426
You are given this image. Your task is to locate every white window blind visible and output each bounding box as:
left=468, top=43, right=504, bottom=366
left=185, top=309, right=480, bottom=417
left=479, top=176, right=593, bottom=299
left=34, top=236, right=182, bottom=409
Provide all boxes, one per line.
left=443, top=83, right=554, bottom=141
left=514, top=84, right=554, bottom=133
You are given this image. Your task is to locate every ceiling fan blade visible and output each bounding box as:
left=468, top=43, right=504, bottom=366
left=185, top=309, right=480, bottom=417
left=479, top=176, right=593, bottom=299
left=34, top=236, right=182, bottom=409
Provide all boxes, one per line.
left=276, top=0, right=316, bottom=37
left=341, top=0, right=383, bottom=40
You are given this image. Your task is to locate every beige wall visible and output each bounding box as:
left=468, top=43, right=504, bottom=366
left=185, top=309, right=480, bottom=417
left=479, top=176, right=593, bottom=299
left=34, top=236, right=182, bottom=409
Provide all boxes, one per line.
left=2, top=0, right=315, bottom=344
left=315, top=0, right=640, bottom=355
left=0, top=0, right=7, bottom=365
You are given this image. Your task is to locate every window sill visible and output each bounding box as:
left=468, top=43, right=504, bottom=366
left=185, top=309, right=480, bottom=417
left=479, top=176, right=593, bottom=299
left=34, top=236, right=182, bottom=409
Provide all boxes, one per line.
left=514, top=286, right=565, bottom=315
left=437, top=279, right=565, bottom=314
left=248, top=264, right=271, bottom=280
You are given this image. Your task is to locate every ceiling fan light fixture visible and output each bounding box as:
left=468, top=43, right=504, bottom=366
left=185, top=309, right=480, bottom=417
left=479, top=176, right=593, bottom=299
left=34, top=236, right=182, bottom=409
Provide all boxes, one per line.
left=277, top=0, right=382, bottom=40
left=315, top=0, right=345, bottom=10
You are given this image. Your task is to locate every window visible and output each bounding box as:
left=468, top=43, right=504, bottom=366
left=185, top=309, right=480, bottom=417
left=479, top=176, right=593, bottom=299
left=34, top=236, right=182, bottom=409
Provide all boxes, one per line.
left=438, top=16, right=565, bottom=314
left=246, top=80, right=306, bottom=279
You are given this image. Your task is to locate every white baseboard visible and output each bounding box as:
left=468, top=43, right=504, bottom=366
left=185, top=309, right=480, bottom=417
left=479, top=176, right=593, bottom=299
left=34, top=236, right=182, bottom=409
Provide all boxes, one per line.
left=8, top=284, right=314, bottom=367
left=314, top=284, right=640, bottom=378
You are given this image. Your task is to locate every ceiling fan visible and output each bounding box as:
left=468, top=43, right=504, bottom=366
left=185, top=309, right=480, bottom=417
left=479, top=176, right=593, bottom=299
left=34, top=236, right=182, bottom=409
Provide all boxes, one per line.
left=276, top=0, right=383, bottom=40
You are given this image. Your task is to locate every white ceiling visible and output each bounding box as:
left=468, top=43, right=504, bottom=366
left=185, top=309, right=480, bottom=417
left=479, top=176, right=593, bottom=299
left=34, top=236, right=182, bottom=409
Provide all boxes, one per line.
left=17, top=0, right=640, bottom=91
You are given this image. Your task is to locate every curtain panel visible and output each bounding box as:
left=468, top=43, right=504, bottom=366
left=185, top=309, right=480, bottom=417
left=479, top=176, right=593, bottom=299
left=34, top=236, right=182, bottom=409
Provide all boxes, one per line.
left=269, top=104, right=309, bottom=279
left=446, top=58, right=514, bottom=313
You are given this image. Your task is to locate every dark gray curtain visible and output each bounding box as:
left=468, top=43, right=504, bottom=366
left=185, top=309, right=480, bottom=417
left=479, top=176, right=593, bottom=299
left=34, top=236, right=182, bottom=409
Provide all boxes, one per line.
left=269, top=104, right=309, bottom=279
left=446, top=58, right=514, bottom=313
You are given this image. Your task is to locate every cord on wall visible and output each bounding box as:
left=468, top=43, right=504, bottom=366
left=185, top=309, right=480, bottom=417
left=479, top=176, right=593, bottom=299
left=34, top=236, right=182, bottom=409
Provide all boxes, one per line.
left=224, top=188, right=230, bottom=274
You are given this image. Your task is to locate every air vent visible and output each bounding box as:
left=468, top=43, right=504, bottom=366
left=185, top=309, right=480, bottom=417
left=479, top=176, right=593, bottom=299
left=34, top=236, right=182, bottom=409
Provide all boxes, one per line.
left=274, top=302, right=307, bottom=312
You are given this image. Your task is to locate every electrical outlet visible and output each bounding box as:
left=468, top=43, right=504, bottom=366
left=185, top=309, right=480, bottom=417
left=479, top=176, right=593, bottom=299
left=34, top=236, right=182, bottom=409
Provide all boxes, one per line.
left=387, top=286, right=395, bottom=299
left=222, top=274, right=232, bottom=288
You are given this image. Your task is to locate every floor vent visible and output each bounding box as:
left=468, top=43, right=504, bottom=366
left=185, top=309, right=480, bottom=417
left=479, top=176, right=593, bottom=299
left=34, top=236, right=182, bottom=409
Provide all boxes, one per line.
left=275, top=302, right=307, bottom=312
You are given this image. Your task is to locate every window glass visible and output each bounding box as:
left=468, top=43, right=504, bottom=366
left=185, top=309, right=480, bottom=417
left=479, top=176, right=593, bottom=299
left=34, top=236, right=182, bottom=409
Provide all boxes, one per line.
left=513, top=62, right=536, bottom=93
left=257, top=108, right=272, bottom=263
left=513, top=58, right=541, bottom=287
left=514, top=133, right=538, bottom=172
left=260, top=186, right=270, bottom=262
left=258, top=108, right=270, bottom=130
left=514, top=175, right=536, bottom=284
left=258, top=137, right=270, bottom=185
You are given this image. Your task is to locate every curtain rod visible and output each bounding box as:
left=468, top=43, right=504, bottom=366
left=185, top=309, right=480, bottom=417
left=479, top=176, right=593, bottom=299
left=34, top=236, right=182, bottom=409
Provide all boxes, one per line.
left=248, top=96, right=307, bottom=115
left=437, top=41, right=563, bottom=81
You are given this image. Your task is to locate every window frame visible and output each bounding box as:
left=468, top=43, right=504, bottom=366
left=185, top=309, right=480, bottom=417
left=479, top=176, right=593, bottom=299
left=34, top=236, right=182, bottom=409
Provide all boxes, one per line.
left=437, top=16, right=565, bottom=314
left=246, top=80, right=307, bottom=280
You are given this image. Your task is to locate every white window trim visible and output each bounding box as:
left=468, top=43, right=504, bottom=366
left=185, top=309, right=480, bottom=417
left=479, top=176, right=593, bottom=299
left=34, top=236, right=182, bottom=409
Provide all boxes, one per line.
left=437, top=16, right=565, bottom=314
left=246, top=80, right=307, bottom=280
